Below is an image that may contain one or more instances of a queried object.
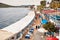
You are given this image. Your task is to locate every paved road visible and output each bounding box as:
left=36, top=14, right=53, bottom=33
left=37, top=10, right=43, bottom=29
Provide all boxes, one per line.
left=21, top=13, right=46, bottom=40
left=33, top=29, right=45, bottom=40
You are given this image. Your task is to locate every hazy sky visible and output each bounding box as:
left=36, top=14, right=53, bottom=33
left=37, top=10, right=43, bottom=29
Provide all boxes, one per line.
left=0, top=0, right=52, bottom=6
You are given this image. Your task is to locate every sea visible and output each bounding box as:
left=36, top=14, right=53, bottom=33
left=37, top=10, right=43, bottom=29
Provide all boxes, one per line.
left=0, top=7, right=30, bottom=29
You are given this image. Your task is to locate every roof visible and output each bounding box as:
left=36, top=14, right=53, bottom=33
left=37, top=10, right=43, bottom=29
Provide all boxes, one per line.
left=38, top=27, right=48, bottom=33
left=51, top=15, right=60, bottom=19
left=0, top=30, right=13, bottom=40
left=42, top=10, right=57, bottom=13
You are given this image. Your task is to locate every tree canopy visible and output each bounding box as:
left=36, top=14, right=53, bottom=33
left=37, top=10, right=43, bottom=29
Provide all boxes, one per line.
left=43, top=22, right=56, bottom=32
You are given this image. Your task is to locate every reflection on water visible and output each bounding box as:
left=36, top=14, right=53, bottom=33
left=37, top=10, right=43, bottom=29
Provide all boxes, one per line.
left=0, top=8, right=30, bottom=29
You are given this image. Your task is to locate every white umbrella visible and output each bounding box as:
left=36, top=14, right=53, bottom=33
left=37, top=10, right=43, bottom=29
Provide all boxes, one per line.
left=56, top=36, right=59, bottom=39
left=38, top=27, right=48, bottom=33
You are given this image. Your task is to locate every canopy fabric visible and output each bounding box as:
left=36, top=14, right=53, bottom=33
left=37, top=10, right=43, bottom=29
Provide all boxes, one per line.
left=56, top=15, right=60, bottom=19
left=41, top=19, right=48, bottom=24
left=42, top=10, right=60, bottom=14
left=42, top=10, right=57, bottom=14
left=46, top=37, right=59, bottom=40
left=38, top=27, right=48, bottom=33
left=56, top=36, right=59, bottom=39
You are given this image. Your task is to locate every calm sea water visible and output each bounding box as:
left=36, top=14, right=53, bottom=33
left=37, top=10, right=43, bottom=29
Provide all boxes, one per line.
left=0, top=8, right=30, bottom=29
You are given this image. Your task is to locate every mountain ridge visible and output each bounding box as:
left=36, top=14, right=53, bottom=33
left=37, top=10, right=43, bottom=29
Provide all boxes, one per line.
left=0, top=3, right=14, bottom=7
left=0, top=3, right=31, bottom=8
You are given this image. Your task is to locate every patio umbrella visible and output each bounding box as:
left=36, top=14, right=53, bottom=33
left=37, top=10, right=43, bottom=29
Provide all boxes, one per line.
left=38, top=27, right=48, bottom=33
left=41, top=19, right=48, bottom=24
left=56, top=36, right=59, bottom=39
left=46, top=37, right=59, bottom=40
left=52, top=37, right=59, bottom=40
left=55, top=15, right=60, bottom=20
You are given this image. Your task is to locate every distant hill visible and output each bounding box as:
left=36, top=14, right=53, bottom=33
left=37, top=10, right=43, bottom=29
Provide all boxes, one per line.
left=0, top=3, right=14, bottom=7
left=0, top=3, right=31, bottom=8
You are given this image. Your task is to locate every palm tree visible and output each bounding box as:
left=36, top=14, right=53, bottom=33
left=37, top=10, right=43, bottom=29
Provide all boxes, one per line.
left=37, top=0, right=46, bottom=12
left=43, top=22, right=56, bottom=32
left=50, top=1, right=59, bottom=10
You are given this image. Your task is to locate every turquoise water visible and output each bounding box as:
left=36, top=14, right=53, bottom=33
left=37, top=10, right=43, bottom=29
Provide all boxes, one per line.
left=0, top=8, right=30, bottom=29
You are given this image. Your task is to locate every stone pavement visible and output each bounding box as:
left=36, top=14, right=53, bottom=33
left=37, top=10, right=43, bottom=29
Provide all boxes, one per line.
left=33, top=29, right=46, bottom=40
left=20, top=14, right=46, bottom=40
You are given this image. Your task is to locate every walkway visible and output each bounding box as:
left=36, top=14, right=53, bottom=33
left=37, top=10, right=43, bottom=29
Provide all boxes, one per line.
left=20, top=13, right=46, bottom=40
left=30, top=13, right=46, bottom=40
left=33, top=29, right=45, bottom=40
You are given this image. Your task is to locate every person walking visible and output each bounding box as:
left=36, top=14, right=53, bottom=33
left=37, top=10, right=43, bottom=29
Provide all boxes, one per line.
left=36, top=26, right=38, bottom=29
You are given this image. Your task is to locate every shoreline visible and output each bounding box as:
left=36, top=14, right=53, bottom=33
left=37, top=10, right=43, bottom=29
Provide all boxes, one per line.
left=0, top=11, right=35, bottom=40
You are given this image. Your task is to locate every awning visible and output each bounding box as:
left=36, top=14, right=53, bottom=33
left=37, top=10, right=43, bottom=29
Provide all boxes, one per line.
left=56, top=15, right=60, bottom=20
left=38, top=27, right=48, bottom=33
left=42, top=10, right=57, bottom=14
left=46, top=37, right=59, bottom=40
left=42, top=9, right=60, bottom=15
